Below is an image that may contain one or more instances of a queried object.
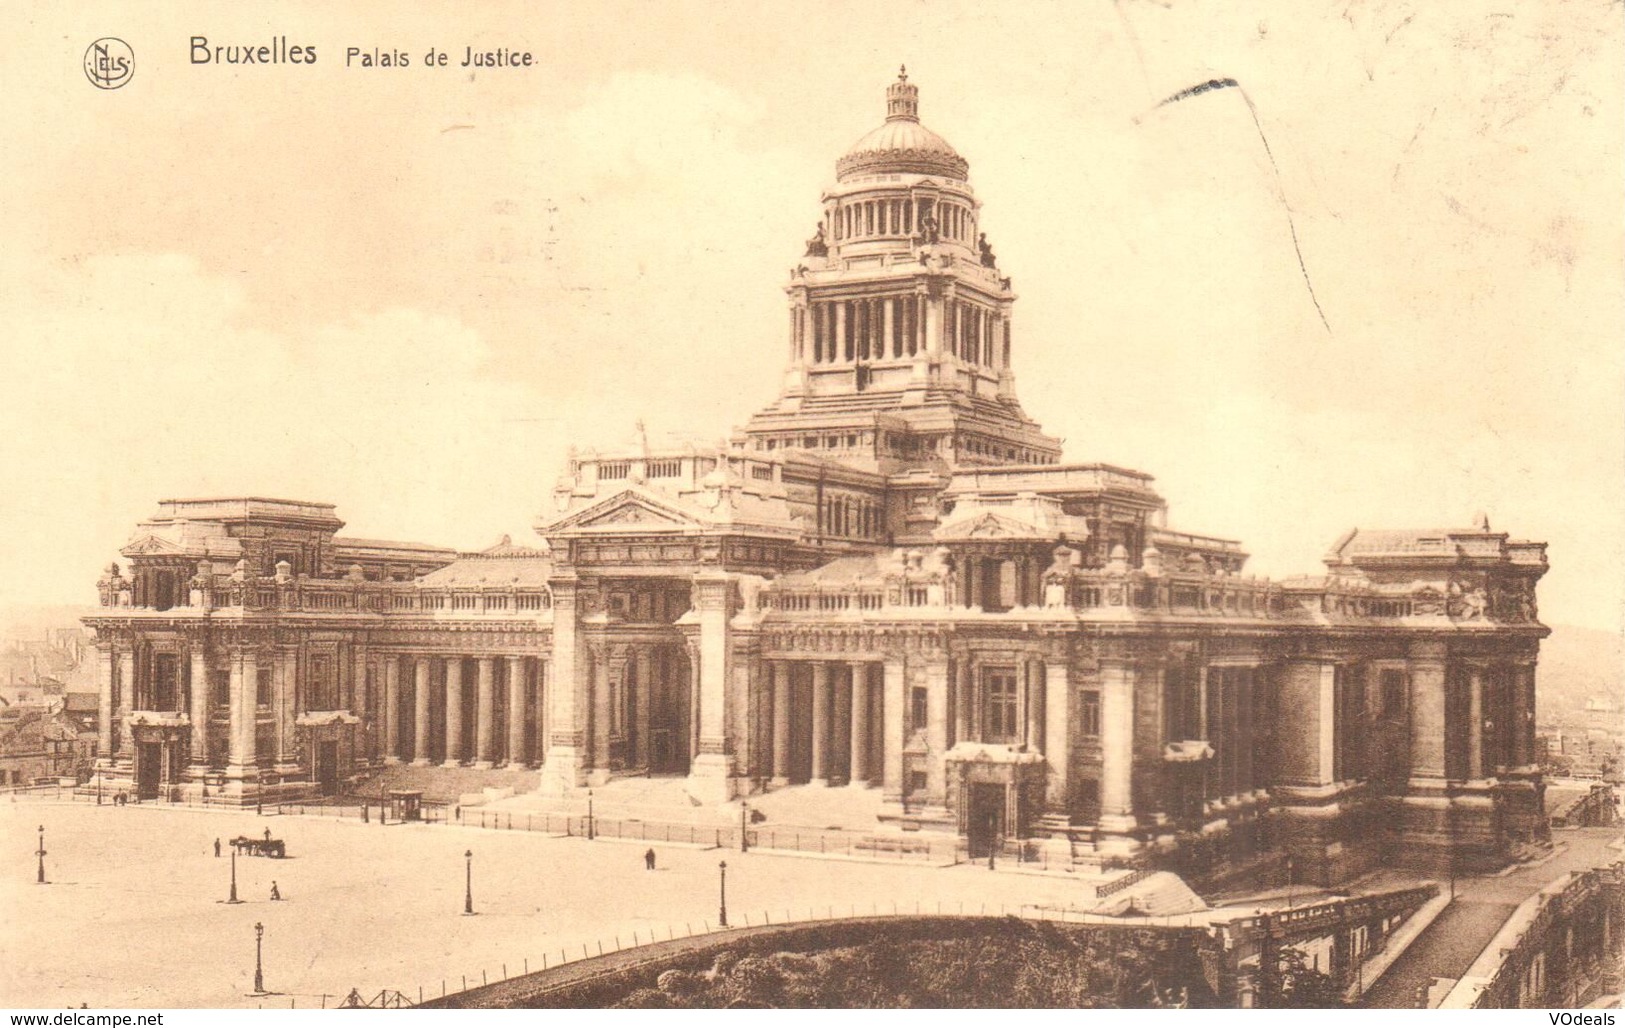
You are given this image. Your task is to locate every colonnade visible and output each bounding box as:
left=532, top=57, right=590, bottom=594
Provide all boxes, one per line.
left=763, top=660, right=881, bottom=788
left=799, top=295, right=1005, bottom=371
left=391, top=654, right=547, bottom=769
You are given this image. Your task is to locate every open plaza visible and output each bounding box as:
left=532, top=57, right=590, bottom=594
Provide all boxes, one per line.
left=1, top=795, right=1155, bottom=1009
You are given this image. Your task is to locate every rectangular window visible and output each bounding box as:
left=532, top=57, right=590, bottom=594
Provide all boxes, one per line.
left=1080, top=690, right=1101, bottom=737
left=255, top=667, right=272, bottom=708
left=309, top=654, right=336, bottom=711
left=982, top=668, right=1019, bottom=743
left=909, top=686, right=928, bottom=732
left=1381, top=669, right=1408, bottom=717
left=212, top=669, right=230, bottom=708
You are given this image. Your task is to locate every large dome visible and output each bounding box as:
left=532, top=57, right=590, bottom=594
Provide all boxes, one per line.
left=835, top=69, right=969, bottom=182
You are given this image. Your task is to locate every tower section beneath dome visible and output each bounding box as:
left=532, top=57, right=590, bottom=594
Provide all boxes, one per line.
left=742, top=69, right=1062, bottom=476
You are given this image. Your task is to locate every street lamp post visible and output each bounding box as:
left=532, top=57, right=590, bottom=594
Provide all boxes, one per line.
left=586, top=789, right=595, bottom=841
left=96, top=770, right=103, bottom=806
left=253, top=922, right=265, bottom=994
left=718, top=860, right=728, bottom=927
left=464, top=850, right=474, bottom=915
left=740, top=802, right=749, bottom=853
left=35, top=825, right=46, bottom=885
left=227, top=847, right=242, bottom=904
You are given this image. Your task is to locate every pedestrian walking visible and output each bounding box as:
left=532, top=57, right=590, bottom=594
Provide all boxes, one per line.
left=270, top=881, right=281, bottom=901
left=264, top=827, right=272, bottom=843
left=214, top=838, right=221, bottom=858
left=644, top=847, right=656, bottom=871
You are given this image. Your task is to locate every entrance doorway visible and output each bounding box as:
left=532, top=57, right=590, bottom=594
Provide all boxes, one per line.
left=316, top=740, right=340, bottom=795
left=135, top=742, right=162, bottom=800
left=966, top=782, right=1005, bottom=859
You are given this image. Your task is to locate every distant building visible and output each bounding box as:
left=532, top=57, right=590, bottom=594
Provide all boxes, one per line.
left=83, top=73, right=1551, bottom=883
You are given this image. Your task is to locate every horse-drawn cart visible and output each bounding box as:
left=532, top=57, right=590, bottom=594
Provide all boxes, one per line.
left=231, top=835, right=287, bottom=858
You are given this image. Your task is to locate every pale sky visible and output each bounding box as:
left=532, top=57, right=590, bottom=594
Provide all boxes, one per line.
left=2, top=1, right=1620, bottom=632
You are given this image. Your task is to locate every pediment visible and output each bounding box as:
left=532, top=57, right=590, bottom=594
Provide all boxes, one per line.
left=935, top=511, right=1042, bottom=541
left=542, top=488, right=706, bottom=535
left=121, top=534, right=186, bottom=557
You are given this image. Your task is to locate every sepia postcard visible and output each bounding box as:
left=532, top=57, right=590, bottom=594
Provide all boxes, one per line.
left=1, top=0, right=1620, bottom=1015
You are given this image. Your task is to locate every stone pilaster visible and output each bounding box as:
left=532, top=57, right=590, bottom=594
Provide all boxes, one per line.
left=95, top=644, right=114, bottom=765
left=882, top=658, right=905, bottom=802
left=924, top=659, right=948, bottom=806
left=1043, top=659, right=1069, bottom=811
left=188, top=642, right=209, bottom=768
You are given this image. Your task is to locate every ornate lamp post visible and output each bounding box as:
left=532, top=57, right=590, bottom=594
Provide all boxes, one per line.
left=718, top=860, right=728, bottom=927
left=739, top=802, right=749, bottom=853
left=227, top=847, right=242, bottom=904
left=253, top=922, right=265, bottom=994
left=35, top=825, right=46, bottom=884
left=586, top=788, right=595, bottom=841
left=96, top=769, right=103, bottom=806
left=463, top=849, right=474, bottom=915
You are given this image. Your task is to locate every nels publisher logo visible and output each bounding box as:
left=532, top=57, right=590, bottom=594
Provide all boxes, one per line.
left=84, top=38, right=134, bottom=89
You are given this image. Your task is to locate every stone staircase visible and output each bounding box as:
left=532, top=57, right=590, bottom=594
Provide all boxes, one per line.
left=351, top=763, right=540, bottom=805
left=1094, top=871, right=1209, bottom=916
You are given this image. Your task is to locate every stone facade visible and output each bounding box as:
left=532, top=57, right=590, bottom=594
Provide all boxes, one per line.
left=82, top=72, right=1550, bottom=883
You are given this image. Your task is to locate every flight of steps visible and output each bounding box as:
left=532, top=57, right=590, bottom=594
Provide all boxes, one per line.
left=351, top=764, right=540, bottom=805
left=1095, top=871, right=1209, bottom=917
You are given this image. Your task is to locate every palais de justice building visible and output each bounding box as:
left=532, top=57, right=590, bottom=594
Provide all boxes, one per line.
left=84, top=73, right=1550, bottom=884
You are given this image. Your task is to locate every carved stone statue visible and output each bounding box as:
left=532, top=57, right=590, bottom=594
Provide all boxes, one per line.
left=916, top=209, right=939, bottom=245
left=978, top=232, right=997, bottom=268
left=803, top=223, right=828, bottom=258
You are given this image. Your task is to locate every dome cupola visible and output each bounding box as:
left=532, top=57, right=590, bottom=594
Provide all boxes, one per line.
left=835, top=67, right=969, bottom=182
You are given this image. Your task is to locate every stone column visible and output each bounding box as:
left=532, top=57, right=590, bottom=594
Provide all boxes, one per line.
left=1098, top=660, right=1135, bottom=829
left=686, top=571, right=736, bottom=802
left=810, top=662, right=831, bottom=785
left=1276, top=660, right=1336, bottom=788
left=1024, top=659, right=1043, bottom=748
left=924, top=661, right=949, bottom=805
left=227, top=647, right=258, bottom=780
left=96, top=645, right=114, bottom=763
left=189, top=643, right=209, bottom=767
left=116, top=649, right=135, bottom=759
left=849, top=662, right=871, bottom=785
left=1043, top=660, right=1070, bottom=811
left=505, top=656, right=526, bottom=766
left=474, top=657, right=497, bottom=768
left=882, top=658, right=906, bottom=802
left=883, top=298, right=896, bottom=358
left=1467, top=664, right=1484, bottom=780
left=835, top=302, right=848, bottom=362
left=771, top=661, right=791, bottom=786
left=443, top=657, right=464, bottom=766
left=540, top=577, right=587, bottom=792
left=274, top=647, right=298, bottom=768
left=954, top=661, right=972, bottom=744
left=383, top=656, right=401, bottom=763
left=412, top=659, right=431, bottom=765
left=1513, top=662, right=1535, bottom=766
